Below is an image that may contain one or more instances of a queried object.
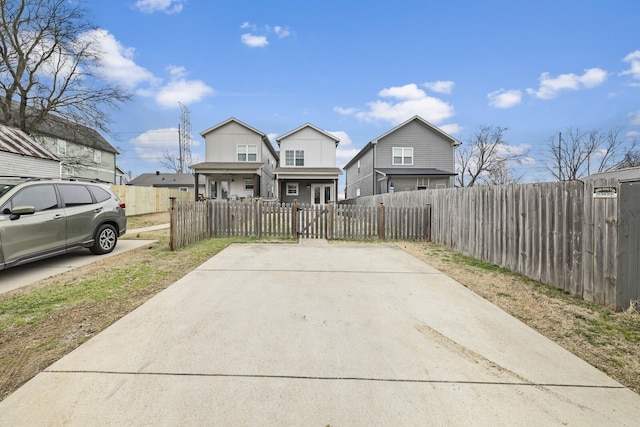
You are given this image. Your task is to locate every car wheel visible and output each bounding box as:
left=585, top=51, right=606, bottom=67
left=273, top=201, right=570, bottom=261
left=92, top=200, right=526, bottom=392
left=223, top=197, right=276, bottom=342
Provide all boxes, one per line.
left=91, top=224, right=118, bottom=255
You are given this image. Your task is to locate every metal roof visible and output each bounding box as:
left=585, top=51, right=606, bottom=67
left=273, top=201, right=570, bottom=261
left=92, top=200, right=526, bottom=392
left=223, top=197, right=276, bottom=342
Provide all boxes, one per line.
left=0, top=124, right=59, bottom=161
left=584, top=166, right=640, bottom=181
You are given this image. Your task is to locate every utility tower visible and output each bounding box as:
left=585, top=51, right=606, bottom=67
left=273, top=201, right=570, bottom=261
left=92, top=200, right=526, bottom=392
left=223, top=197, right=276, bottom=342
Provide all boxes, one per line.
left=178, top=102, right=193, bottom=173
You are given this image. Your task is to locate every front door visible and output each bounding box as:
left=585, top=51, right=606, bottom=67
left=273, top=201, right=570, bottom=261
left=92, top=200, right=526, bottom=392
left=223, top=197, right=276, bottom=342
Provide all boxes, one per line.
left=311, top=184, right=332, bottom=205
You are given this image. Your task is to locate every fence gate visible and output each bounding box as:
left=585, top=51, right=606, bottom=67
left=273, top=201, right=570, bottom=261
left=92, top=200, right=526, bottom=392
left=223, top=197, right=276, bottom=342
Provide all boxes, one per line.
left=297, top=203, right=329, bottom=239
left=617, top=180, right=640, bottom=308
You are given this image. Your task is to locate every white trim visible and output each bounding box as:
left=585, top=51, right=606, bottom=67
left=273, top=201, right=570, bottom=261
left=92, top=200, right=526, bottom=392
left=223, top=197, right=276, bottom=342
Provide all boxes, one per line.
left=286, top=182, right=299, bottom=196
left=392, top=147, right=413, bottom=165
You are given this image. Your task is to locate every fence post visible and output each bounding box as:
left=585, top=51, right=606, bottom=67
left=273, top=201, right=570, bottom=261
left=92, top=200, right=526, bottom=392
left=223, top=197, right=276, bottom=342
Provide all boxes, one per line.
left=327, top=202, right=334, bottom=240
left=292, top=199, right=299, bottom=239
left=256, top=199, right=262, bottom=239
left=424, top=203, right=432, bottom=241
left=377, top=202, right=385, bottom=240
left=169, top=197, right=177, bottom=251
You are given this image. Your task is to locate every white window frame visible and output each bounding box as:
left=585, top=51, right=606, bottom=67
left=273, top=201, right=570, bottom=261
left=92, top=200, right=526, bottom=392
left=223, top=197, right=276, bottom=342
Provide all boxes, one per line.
left=237, top=144, right=257, bottom=162
left=178, top=187, right=188, bottom=192
left=94, top=149, right=102, bottom=164
left=285, top=150, right=304, bottom=167
left=286, top=182, right=299, bottom=195
left=417, top=177, right=428, bottom=190
left=244, top=179, right=254, bottom=190
left=356, top=188, right=361, bottom=197
left=58, top=140, right=66, bottom=156
left=392, top=147, right=413, bottom=165
left=357, top=160, right=361, bottom=173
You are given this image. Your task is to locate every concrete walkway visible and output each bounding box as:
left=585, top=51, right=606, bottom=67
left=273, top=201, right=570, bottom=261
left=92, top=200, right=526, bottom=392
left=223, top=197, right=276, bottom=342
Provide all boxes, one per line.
left=1, top=240, right=640, bottom=426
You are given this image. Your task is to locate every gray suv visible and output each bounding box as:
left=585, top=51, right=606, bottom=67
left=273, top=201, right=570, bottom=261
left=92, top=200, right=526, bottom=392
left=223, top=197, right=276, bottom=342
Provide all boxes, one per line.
left=0, top=177, right=127, bottom=270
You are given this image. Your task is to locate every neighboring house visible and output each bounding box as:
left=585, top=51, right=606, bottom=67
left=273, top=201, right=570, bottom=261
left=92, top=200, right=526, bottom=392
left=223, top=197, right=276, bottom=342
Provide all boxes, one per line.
left=584, top=166, right=640, bottom=181
left=344, top=115, right=460, bottom=198
left=191, top=118, right=279, bottom=200
left=128, top=172, right=206, bottom=194
left=0, top=106, right=119, bottom=183
left=275, top=123, right=342, bottom=204
left=0, top=124, right=60, bottom=177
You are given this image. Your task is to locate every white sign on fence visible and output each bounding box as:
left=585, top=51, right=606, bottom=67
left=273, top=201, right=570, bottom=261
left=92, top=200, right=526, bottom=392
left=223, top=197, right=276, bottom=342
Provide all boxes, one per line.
left=593, top=186, right=617, bottom=199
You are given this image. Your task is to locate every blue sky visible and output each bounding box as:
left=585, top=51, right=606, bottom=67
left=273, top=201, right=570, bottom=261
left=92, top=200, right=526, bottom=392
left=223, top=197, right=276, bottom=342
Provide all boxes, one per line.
left=85, top=0, right=640, bottom=187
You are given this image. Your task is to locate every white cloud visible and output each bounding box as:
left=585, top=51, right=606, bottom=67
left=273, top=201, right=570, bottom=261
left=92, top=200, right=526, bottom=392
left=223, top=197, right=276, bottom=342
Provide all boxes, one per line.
left=131, top=128, right=179, bottom=161
left=629, top=111, right=640, bottom=126
left=626, top=130, right=640, bottom=138
left=274, top=26, right=291, bottom=38
left=84, top=29, right=158, bottom=88
left=335, top=83, right=456, bottom=126
left=622, top=50, right=640, bottom=80
left=488, top=89, right=522, bottom=109
left=134, top=0, right=185, bottom=14
left=241, top=33, right=269, bottom=48
left=439, top=123, right=462, bottom=135
left=240, top=22, right=291, bottom=47
left=526, top=68, right=608, bottom=99
left=155, top=74, right=214, bottom=108
left=423, top=81, right=455, bottom=94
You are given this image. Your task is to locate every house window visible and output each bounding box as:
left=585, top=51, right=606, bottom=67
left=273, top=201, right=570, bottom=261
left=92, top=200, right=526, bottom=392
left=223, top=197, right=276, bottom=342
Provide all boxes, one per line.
left=357, top=160, right=360, bottom=173
left=244, top=179, right=254, bottom=190
left=94, top=149, right=102, bottom=164
left=392, top=147, right=413, bottom=165
left=58, top=140, right=66, bottom=156
left=285, top=150, right=304, bottom=167
left=286, top=183, right=298, bottom=195
left=237, top=144, right=257, bottom=162
left=417, top=177, right=428, bottom=190
left=178, top=187, right=188, bottom=192
left=356, top=188, right=361, bottom=197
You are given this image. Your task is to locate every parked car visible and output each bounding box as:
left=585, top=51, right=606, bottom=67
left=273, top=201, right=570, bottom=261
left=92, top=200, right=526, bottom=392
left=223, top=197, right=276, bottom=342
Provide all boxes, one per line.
left=0, top=177, right=126, bottom=270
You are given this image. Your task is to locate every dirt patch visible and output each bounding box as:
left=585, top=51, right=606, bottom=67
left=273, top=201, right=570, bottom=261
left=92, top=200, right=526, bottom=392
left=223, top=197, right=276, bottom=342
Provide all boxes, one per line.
left=396, top=241, right=640, bottom=395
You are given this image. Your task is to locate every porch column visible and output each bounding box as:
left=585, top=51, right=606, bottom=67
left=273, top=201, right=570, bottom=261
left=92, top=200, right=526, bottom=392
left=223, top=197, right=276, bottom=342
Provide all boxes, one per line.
left=194, top=173, right=199, bottom=201
left=253, top=174, right=260, bottom=198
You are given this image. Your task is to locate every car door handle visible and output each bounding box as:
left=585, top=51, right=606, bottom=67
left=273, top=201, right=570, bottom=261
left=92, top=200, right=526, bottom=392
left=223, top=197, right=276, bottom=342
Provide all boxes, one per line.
left=54, top=214, right=64, bottom=220
left=94, top=207, right=103, bottom=213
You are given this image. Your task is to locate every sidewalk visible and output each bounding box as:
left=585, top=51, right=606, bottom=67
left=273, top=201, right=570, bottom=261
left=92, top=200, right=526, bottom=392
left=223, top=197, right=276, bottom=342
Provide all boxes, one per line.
left=1, top=241, right=639, bottom=425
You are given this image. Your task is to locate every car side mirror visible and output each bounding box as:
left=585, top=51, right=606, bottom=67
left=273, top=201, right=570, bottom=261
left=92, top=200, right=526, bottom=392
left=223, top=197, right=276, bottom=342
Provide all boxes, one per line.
left=10, top=205, right=36, bottom=220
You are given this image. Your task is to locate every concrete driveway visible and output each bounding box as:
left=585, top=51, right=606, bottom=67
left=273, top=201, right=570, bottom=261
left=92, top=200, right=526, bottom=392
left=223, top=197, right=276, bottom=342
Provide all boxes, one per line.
left=1, top=240, right=639, bottom=426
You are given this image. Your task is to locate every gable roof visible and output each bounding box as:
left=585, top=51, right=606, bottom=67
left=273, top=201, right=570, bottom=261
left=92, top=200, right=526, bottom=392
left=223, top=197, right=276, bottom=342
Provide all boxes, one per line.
left=343, top=115, right=460, bottom=169
left=276, top=123, right=340, bottom=146
left=0, top=124, right=59, bottom=161
left=200, top=117, right=278, bottom=159
left=0, top=103, right=118, bottom=154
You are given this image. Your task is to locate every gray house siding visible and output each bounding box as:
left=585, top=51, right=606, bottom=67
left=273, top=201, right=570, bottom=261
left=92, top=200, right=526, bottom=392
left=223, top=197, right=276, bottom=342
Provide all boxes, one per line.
left=261, top=142, right=278, bottom=198
left=376, top=120, right=454, bottom=171
left=345, top=147, right=374, bottom=198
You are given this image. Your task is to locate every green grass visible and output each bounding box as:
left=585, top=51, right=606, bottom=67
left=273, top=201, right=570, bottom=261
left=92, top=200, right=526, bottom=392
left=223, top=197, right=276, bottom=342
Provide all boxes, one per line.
left=0, top=237, right=275, bottom=331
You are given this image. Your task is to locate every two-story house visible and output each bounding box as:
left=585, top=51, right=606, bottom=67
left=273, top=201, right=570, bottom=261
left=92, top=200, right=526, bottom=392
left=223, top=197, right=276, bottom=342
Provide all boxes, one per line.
left=344, top=115, right=460, bottom=198
left=191, top=118, right=279, bottom=200
left=274, top=123, right=342, bottom=204
left=0, top=106, right=119, bottom=183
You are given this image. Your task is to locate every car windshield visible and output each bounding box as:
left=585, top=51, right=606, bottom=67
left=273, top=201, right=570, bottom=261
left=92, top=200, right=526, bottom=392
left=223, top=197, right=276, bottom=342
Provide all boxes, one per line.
left=0, top=183, right=16, bottom=198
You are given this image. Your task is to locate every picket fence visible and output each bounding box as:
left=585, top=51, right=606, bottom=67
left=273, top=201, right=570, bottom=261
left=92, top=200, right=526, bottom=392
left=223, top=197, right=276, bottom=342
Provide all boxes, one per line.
left=169, top=198, right=431, bottom=251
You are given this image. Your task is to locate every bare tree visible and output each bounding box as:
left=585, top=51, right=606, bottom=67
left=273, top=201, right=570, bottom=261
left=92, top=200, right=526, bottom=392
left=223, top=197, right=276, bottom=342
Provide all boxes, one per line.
left=614, top=149, right=640, bottom=169
left=544, top=126, right=634, bottom=180
left=456, top=125, right=529, bottom=187
left=0, top=0, right=130, bottom=134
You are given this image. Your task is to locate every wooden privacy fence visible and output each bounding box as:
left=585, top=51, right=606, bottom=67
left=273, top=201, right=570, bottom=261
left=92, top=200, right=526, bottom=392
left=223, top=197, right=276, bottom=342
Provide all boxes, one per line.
left=342, top=178, right=639, bottom=311
left=169, top=198, right=431, bottom=250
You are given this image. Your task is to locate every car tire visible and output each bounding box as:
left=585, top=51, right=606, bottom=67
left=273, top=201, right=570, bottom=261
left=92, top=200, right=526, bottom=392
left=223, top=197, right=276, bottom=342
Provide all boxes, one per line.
left=91, top=224, right=118, bottom=255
